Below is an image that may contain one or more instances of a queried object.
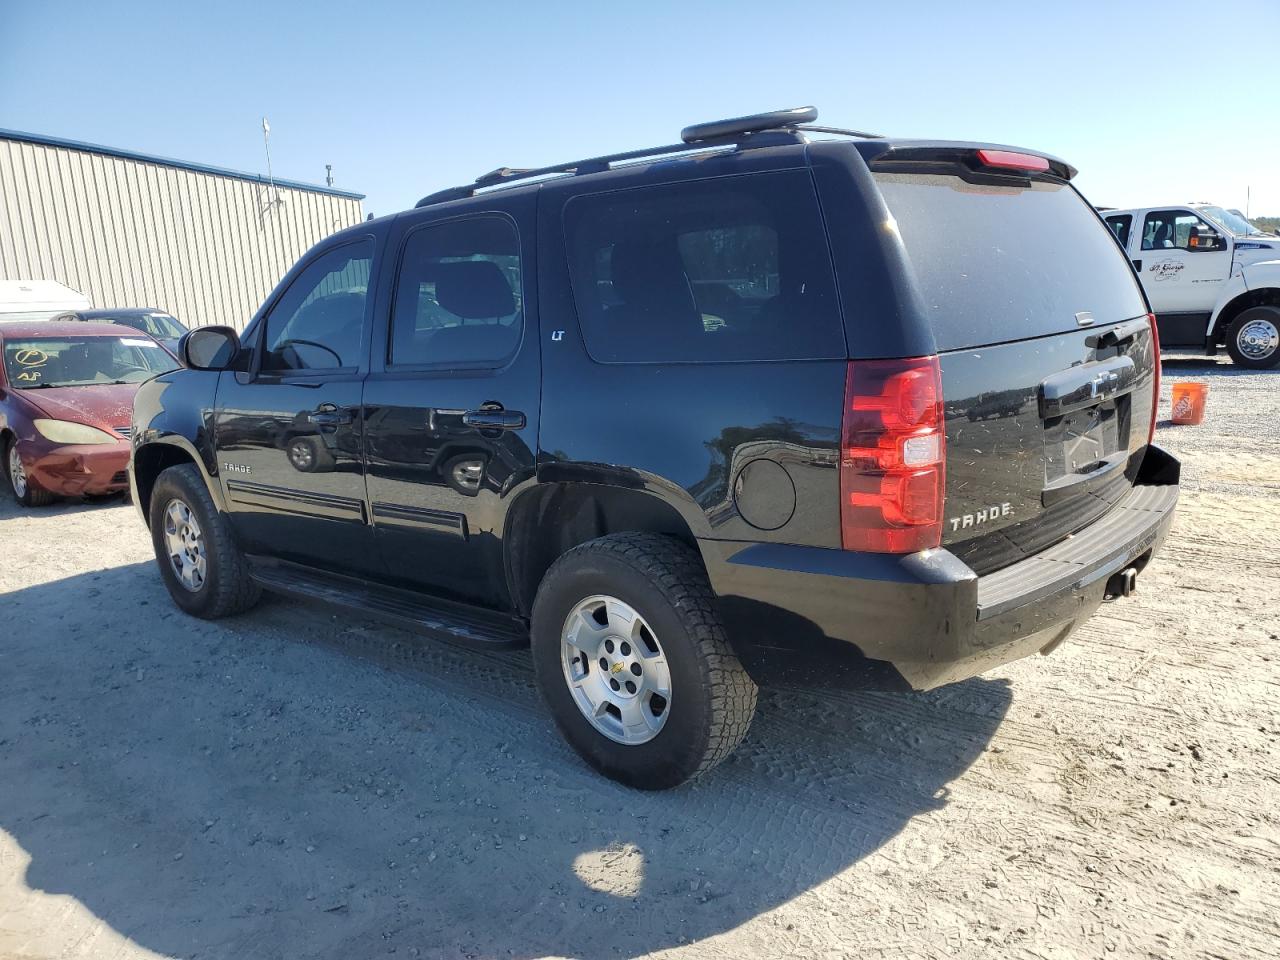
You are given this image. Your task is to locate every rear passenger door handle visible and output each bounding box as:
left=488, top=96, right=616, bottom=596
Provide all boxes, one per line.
left=1132, top=259, right=1142, bottom=272
left=462, top=408, right=526, bottom=431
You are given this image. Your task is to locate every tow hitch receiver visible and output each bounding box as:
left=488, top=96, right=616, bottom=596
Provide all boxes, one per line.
left=1104, top=567, right=1138, bottom=601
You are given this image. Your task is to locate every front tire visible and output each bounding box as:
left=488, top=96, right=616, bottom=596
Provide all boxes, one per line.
left=1225, top=306, right=1280, bottom=368
left=148, top=463, right=261, bottom=618
left=5, top=437, right=55, bottom=507
left=531, top=533, right=757, bottom=789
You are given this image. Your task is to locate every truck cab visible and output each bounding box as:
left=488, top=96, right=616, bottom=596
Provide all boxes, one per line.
left=1101, top=204, right=1280, bottom=367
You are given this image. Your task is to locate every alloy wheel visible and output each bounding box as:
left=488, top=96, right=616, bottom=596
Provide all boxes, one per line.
left=163, top=497, right=208, bottom=592
left=560, top=595, right=672, bottom=745
left=8, top=445, right=27, bottom=498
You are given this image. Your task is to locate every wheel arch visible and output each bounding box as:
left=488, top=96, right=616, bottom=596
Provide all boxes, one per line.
left=503, top=482, right=702, bottom=618
left=132, top=437, right=224, bottom=526
left=1211, top=284, right=1280, bottom=344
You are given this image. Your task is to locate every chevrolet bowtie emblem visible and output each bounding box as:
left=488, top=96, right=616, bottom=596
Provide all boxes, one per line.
left=610, top=662, right=624, bottom=674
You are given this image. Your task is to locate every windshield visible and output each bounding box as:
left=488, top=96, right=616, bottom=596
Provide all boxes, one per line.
left=3, top=335, right=179, bottom=389
left=95, top=312, right=186, bottom=338
left=1196, top=205, right=1266, bottom=237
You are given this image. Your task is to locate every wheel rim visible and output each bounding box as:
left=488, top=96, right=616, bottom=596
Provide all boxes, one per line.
left=1237, top=317, right=1279, bottom=361
left=289, top=440, right=313, bottom=470
left=560, top=595, right=672, bottom=745
left=9, top=445, right=27, bottom=498
left=163, top=497, right=207, bottom=592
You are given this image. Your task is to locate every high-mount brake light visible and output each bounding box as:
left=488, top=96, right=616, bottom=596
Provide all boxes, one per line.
left=840, top=357, right=946, bottom=554
left=976, top=149, right=1050, bottom=173
left=1147, top=312, right=1161, bottom=444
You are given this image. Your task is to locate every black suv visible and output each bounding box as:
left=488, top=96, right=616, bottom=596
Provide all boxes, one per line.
left=130, top=108, right=1179, bottom=789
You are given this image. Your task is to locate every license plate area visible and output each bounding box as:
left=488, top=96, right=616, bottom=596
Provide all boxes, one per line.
left=1043, top=398, right=1127, bottom=483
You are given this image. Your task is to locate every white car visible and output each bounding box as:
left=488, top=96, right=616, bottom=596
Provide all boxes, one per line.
left=0, top=279, right=91, bottom=322
left=1100, top=204, right=1280, bottom=367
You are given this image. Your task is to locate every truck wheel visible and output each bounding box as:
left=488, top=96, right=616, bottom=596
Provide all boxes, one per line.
left=148, top=463, right=261, bottom=618
left=1225, top=306, right=1280, bottom=368
left=531, top=533, right=758, bottom=789
left=286, top=436, right=334, bottom=473
left=5, top=437, right=55, bottom=507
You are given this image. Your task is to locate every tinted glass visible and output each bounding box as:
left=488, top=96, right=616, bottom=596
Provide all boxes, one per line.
left=3, top=335, right=178, bottom=388
left=262, top=240, right=373, bottom=371
left=874, top=173, right=1148, bottom=351
left=564, top=171, right=844, bottom=363
left=1141, top=210, right=1214, bottom=251
left=1104, top=214, right=1132, bottom=247
left=390, top=217, right=522, bottom=367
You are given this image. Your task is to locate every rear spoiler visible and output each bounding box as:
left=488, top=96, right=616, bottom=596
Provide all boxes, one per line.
left=855, top=140, right=1077, bottom=182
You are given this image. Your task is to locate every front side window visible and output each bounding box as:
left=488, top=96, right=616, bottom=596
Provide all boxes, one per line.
left=3, top=335, right=178, bottom=388
left=1141, top=210, right=1215, bottom=251
left=564, top=171, right=844, bottom=363
left=389, top=216, right=522, bottom=367
left=261, top=239, right=374, bottom=372
left=1104, top=214, right=1132, bottom=247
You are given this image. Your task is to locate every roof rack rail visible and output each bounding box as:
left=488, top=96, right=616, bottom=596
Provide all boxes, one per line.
left=796, top=124, right=884, bottom=140
left=414, top=107, right=881, bottom=209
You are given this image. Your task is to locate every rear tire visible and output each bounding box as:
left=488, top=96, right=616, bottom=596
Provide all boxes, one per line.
left=5, top=437, right=55, bottom=507
left=531, top=533, right=757, bottom=789
left=1225, top=306, right=1280, bottom=369
left=148, top=463, right=261, bottom=618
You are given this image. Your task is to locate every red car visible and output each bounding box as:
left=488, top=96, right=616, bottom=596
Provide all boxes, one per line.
left=0, top=321, right=179, bottom=505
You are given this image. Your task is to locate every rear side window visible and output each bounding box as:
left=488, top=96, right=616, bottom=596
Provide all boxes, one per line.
left=1104, top=214, right=1132, bottom=247
left=874, top=174, right=1147, bottom=352
left=390, top=216, right=523, bottom=368
left=564, top=171, right=844, bottom=363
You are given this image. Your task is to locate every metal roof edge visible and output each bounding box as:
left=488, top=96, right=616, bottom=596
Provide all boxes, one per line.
left=0, top=127, right=366, bottom=200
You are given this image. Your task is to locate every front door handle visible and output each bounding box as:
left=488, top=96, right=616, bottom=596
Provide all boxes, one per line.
left=1132, top=259, right=1143, bottom=272
left=462, top=408, right=526, bottom=431
left=308, top=403, right=354, bottom=426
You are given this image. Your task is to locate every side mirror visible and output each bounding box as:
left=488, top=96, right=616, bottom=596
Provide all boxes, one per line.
left=1188, top=228, right=1226, bottom=252
left=181, top=325, right=242, bottom=371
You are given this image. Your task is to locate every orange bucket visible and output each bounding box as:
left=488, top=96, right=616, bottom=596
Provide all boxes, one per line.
left=1170, top=382, right=1208, bottom=425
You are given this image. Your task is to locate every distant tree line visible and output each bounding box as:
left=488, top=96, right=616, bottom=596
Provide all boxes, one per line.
left=1254, top=216, right=1280, bottom=234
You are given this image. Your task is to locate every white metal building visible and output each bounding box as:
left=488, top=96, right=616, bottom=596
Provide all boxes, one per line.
left=0, top=128, right=365, bottom=331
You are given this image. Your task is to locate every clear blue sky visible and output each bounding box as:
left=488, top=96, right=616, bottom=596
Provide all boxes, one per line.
left=3, top=0, right=1277, bottom=219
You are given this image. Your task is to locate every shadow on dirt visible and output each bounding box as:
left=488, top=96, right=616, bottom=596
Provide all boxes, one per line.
left=1, top=561, right=1011, bottom=959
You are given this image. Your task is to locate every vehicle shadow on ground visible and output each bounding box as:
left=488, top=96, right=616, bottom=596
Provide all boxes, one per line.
left=0, top=492, right=129, bottom=520
left=1, top=561, right=1011, bottom=960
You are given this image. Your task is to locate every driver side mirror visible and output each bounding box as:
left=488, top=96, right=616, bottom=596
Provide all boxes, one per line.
left=1188, top=228, right=1227, bottom=252
left=181, top=325, right=242, bottom=371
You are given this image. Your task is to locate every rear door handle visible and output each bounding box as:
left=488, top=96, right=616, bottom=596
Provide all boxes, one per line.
left=1039, top=356, right=1137, bottom=419
left=462, top=408, right=526, bottom=431
left=1132, top=259, right=1143, bottom=272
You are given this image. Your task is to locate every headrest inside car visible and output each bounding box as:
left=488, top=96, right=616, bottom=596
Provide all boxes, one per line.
left=434, top=260, right=516, bottom=319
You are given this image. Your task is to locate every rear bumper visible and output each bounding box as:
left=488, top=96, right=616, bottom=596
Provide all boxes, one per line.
left=21, top=439, right=131, bottom=496
left=704, top=445, right=1180, bottom=691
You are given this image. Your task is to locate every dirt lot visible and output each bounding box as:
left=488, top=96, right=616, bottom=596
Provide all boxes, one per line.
left=1, top=357, right=1278, bottom=960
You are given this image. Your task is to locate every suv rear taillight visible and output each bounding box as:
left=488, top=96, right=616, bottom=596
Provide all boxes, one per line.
left=1147, top=312, right=1161, bottom=444
left=840, top=356, right=945, bottom=554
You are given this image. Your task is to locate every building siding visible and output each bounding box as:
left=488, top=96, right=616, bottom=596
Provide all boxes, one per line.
left=0, top=134, right=364, bottom=331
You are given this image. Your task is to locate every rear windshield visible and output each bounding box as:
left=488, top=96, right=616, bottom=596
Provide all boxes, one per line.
left=874, top=173, right=1147, bottom=352
left=3, top=336, right=178, bottom=389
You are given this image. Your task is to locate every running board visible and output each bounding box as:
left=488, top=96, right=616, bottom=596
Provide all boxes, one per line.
left=246, top=559, right=529, bottom=650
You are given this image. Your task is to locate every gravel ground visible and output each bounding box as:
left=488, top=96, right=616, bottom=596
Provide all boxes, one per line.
left=1, top=357, right=1277, bottom=960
